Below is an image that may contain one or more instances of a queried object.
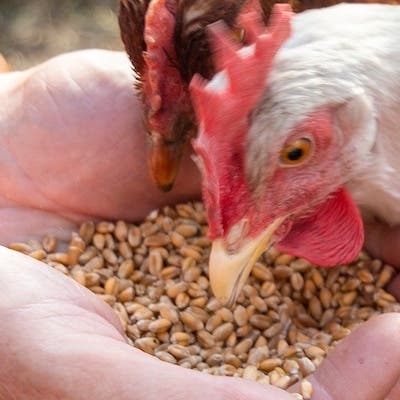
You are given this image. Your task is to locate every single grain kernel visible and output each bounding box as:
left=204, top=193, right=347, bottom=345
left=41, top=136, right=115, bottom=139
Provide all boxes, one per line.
left=175, top=292, right=190, bottom=309
left=259, top=358, right=282, bottom=372
left=159, top=305, right=180, bottom=323
left=118, top=287, right=134, bottom=302
left=79, top=221, right=95, bottom=244
left=42, top=235, right=57, bottom=252
left=168, top=344, right=191, bottom=359
left=248, top=346, right=270, bottom=365
left=144, top=233, right=170, bottom=247
left=234, top=305, right=248, bottom=326
left=291, top=272, right=304, bottom=291
left=118, top=259, right=135, bottom=279
left=181, top=311, right=204, bottom=331
left=29, top=249, right=47, bottom=260
left=197, top=330, right=216, bottom=349
left=135, top=337, right=159, bottom=354
left=171, top=332, right=192, bottom=346
left=252, top=263, right=273, bottom=281
left=249, top=314, right=271, bottom=330
left=149, top=319, right=172, bottom=333
left=212, top=322, right=234, bottom=342
left=115, top=220, right=128, bottom=241
left=47, top=252, right=69, bottom=265
left=104, top=277, right=119, bottom=296
left=175, top=223, right=198, bottom=238
left=304, top=345, right=325, bottom=359
left=311, top=270, right=324, bottom=288
left=128, top=226, right=142, bottom=247
left=243, top=365, right=259, bottom=381
left=300, top=379, right=313, bottom=400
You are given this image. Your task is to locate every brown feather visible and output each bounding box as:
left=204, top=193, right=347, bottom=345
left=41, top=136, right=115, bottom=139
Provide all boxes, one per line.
left=260, top=0, right=400, bottom=20
left=174, top=0, right=249, bottom=82
left=118, top=0, right=152, bottom=76
left=175, top=0, right=400, bottom=82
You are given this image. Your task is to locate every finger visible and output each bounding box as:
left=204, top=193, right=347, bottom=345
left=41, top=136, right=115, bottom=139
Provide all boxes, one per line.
left=364, top=220, right=400, bottom=299
left=364, top=221, right=400, bottom=268
left=0, top=206, right=77, bottom=245
left=94, top=346, right=298, bottom=400
left=16, top=338, right=298, bottom=400
left=386, top=378, right=400, bottom=400
left=0, top=50, right=202, bottom=244
left=386, top=273, right=400, bottom=301
left=289, top=313, right=400, bottom=400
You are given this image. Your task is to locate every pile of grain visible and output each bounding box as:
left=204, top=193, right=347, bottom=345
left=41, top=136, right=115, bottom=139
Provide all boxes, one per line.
left=9, top=202, right=400, bottom=399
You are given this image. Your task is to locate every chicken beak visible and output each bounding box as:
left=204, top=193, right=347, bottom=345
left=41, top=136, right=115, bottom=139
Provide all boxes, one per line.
left=0, top=53, right=10, bottom=73
left=148, top=138, right=184, bottom=192
left=209, top=216, right=286, bottom=307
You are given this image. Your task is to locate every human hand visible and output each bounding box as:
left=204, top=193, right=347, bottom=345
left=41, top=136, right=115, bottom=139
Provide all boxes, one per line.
left=1, top=245, right=399, bottom=400
left=1, top=50, right=400, bottom=400
left=0, top=49, right=201, bottom=244
left=364, top=221, right=400, bottom=299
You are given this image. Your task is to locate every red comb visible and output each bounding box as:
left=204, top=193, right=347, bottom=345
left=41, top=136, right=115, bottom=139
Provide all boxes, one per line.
left=189, top=3, right=293, bottom=237
left=143, top=0, right=188, bottom=130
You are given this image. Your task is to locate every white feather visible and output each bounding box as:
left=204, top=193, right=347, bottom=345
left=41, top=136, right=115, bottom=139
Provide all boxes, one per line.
left=207, top=70, right=228, bottom=92
left=246, top=3, right=400, bottom=225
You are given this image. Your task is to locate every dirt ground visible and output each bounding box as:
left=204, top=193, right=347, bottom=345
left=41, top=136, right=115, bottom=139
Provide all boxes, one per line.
left=0, top=0, right=123, bottom=69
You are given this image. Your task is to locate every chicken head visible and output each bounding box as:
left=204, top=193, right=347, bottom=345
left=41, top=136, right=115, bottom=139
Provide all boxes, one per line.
left=190, top=3, right=370, bottom=305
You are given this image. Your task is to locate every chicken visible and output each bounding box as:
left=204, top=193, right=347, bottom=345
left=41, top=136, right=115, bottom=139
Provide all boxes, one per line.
left=118, top=0, right=400, bottom=192
left=189, top=2, right=400, bottom=305
left=118, top=0, right=252, bottom=191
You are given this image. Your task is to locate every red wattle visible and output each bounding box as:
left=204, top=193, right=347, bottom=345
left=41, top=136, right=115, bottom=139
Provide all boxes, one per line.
left=276, top=188, right=363, bottom=267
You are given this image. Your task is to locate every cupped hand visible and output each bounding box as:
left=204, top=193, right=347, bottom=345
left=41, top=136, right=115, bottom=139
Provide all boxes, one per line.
left=1, top=50, right=400, bottom=400
left=1, top=246, right=399, bottom=400
left=0, top=49, right=201, bottom=243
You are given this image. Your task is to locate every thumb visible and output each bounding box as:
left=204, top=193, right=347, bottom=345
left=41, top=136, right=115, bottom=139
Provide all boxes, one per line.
left=57, top=341, right=300, bottom=400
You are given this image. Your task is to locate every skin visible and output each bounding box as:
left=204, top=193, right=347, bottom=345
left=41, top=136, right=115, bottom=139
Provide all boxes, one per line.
left=0, top=49, right=201, bottom=244
left=0, top=49, right=400, bottom=399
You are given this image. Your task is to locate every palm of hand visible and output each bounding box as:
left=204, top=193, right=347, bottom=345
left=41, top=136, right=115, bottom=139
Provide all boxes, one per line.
left=0, top=50, right=200, bottom=243
left=1, top=246, right=399, bottom=400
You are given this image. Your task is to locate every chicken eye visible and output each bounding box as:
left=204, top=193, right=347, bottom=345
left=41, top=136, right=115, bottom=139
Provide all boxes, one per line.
left=230, top=27, right=245, bottom=44
left=280, top=138, right=312, bottom=166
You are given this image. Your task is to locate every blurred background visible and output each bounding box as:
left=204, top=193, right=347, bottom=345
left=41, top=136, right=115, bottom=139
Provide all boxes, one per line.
left=0, top=0, right=122, bottom=69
